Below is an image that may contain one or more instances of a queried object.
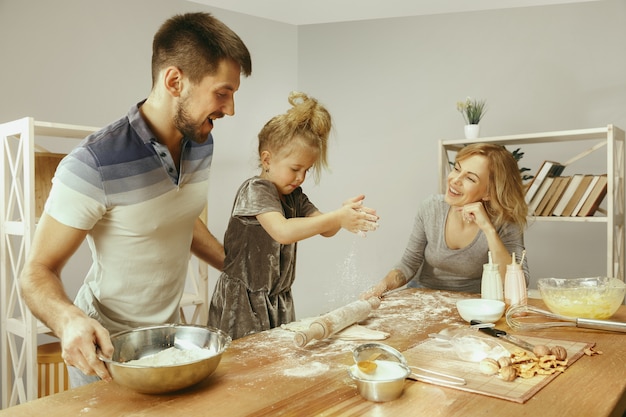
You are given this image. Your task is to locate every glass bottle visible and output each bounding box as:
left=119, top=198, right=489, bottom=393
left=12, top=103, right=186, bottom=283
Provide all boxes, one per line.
left=481, top=263, right=503, bottom=301
left=504, top=253, right=527, bottom=309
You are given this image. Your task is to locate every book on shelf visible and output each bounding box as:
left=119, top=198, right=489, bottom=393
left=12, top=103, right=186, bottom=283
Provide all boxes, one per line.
left=577, top=175, right=608, bottom=217
left=552, top=174, right=585, bottom=216
left=570, top=175, right=601, bottom=216
left=528, top=176, right=555, bottom=215
left=540, top=176, right=571, bottom=216
left=560, top=175, right=594, bottom=217
left=534, top=177, right=561, bottom=216
left=524, top=160, right=566, bottom=204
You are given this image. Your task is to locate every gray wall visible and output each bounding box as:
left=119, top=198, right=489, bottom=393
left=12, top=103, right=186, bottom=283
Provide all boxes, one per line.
left=1, top=0, right=625, bottom=325
left=291, top=0, right=626, bottom=315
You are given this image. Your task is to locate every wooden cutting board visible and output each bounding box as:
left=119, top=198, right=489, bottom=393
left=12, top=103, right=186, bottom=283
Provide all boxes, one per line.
left=402, top=335, right=593, bottom=403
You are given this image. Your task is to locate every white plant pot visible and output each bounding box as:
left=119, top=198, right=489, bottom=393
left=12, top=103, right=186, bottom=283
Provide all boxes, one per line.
left=464, top=124, right=480, bottom=140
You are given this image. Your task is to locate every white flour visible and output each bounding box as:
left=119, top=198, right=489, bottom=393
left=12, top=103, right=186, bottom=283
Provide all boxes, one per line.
left=225, top=290, right=470, bottom=391
left=324, top=242, right=366, bottom=309
left=226, top=327, right=356, bottom=388
left=282, top=361, right=330, bottom=377
left=364, top=291, right=461, bottom=339
left=124, top=346, right=214, bottom=367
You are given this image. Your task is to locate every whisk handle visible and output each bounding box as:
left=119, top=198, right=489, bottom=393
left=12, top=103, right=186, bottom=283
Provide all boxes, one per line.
left=577, top=318, right=626, bottom=332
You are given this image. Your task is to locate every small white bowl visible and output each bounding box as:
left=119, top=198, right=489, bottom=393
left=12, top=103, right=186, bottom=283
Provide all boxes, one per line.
left=456, top=299, right=505, bottom=323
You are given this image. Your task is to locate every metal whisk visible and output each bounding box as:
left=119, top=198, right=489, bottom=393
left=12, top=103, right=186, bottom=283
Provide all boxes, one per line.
left=506, top=304, right=626, bottom=332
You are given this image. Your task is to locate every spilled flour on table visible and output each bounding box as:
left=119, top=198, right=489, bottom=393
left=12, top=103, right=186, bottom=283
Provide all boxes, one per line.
left=282, top=361, right=330, bottom=377
left=224, top=290, right=471, bottom=393
left=225, top=327, right=358, bottom=392
left=362, top=290, right=464, bottom=340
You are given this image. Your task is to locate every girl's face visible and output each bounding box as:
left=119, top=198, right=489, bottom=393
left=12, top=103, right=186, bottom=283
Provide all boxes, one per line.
left=262, top=138, right=318, bottom=195
left=445, top=154, right=490, bottom=207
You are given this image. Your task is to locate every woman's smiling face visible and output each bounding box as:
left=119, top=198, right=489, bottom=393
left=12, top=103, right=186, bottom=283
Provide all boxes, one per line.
left=445, top=154, right=490, bottom=207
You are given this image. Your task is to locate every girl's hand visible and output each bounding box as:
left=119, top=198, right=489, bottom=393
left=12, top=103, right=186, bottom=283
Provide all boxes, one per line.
left=342, top=195, right=368, bottom=208
left=340, top=196, right=379, bottom=236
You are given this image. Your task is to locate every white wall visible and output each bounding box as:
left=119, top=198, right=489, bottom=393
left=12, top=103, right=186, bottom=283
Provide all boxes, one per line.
left=1, top=0, right=625, bottom=327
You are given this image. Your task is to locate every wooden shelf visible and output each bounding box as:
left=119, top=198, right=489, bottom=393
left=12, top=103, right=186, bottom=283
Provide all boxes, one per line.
left=440, top=126, right=613, bottom=147
left=33, top=121, right=100, bottom=139
left=530, top=216, right=608, bottom=223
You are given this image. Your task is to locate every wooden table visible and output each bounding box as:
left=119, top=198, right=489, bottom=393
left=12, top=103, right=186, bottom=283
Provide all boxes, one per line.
left=1, top=289, right=625, bottom=417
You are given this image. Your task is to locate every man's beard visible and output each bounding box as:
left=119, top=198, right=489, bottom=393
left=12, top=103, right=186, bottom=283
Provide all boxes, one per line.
left=174, top=96, right=208, bottom=144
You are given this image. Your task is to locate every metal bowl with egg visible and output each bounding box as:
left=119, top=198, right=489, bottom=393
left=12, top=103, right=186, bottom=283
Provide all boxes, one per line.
left=347, top=361, right=411, bottom=402
left=348, top=343, right=467, bottom=401
left=348, top=343, right=411, bottom=402
left=101, top=324, right=231, bottom=394
left=538, top=277, right=626, bottom=319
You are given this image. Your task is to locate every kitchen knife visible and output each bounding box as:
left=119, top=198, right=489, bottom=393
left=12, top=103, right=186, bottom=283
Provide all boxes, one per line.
left=470, top=320, right=535, bottom=352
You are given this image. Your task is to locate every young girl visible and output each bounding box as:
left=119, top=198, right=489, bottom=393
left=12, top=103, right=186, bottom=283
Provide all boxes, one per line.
left=208, top=91, right=379, bottom=340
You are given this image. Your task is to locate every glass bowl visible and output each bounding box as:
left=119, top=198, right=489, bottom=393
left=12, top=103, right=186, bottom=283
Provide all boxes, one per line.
left=537, top=277, right=626, bottom=319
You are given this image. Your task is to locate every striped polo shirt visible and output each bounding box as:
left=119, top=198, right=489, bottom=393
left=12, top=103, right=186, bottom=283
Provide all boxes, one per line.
left=45, top=102, right=213, bottom=332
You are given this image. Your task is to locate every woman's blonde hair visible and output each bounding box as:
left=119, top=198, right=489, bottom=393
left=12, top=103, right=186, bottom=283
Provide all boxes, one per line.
left=258, top=91, right=331, bottom=183
left=456, top=143, right=528, bottom=230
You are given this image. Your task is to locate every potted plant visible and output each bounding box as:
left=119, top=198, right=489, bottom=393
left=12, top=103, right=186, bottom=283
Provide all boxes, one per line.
left=456, top=97, right=486, bottom=139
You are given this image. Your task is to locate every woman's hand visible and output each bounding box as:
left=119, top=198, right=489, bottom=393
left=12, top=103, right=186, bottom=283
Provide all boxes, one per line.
left=460, top=201, right=494, bottom=232
left=359, top=282, right=387, bottom=300
left=359, top=270, right=406, bottom=300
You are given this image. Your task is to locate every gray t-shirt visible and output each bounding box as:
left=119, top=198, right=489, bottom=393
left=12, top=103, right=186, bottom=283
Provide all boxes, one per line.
left=397, top=194, right=529, bottom=294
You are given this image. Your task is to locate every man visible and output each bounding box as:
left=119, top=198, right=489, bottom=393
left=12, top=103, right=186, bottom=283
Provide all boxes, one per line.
left=19, top=12, right=252, bottom=387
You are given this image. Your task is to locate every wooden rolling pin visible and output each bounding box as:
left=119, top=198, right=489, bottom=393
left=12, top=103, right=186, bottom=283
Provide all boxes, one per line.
left=293, top=297, right=381, bottom=347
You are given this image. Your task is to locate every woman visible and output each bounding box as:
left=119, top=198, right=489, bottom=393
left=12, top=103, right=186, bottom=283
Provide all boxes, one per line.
left=362, top=143, right=529, bottom=297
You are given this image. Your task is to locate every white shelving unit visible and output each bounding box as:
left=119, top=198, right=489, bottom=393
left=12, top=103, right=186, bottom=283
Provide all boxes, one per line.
left=438, top=124, right=625, bottom=285
left=1, top=117, right=209, bottom=408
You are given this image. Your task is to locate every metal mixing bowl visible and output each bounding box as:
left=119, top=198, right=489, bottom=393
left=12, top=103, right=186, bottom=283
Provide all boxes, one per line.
left=102, top=324, right=231, bottom=394
left=538, top=277, right=626, bottom=319
left=347, top=362, right=411, bottom=402
left=348, top=343, right=411, bottom=402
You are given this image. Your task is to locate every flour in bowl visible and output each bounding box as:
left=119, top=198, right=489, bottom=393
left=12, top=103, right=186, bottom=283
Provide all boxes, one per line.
left=125, top=347, right=213, bottom=367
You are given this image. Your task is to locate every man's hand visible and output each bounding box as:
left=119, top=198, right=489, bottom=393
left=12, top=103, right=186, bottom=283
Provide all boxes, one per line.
left=59, top=315, right=113, bottom=382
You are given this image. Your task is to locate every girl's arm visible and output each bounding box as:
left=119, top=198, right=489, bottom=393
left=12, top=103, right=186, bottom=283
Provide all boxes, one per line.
left=257, top=197, right=379, bottom=244
left=318, top=195, right=378, bottom=238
